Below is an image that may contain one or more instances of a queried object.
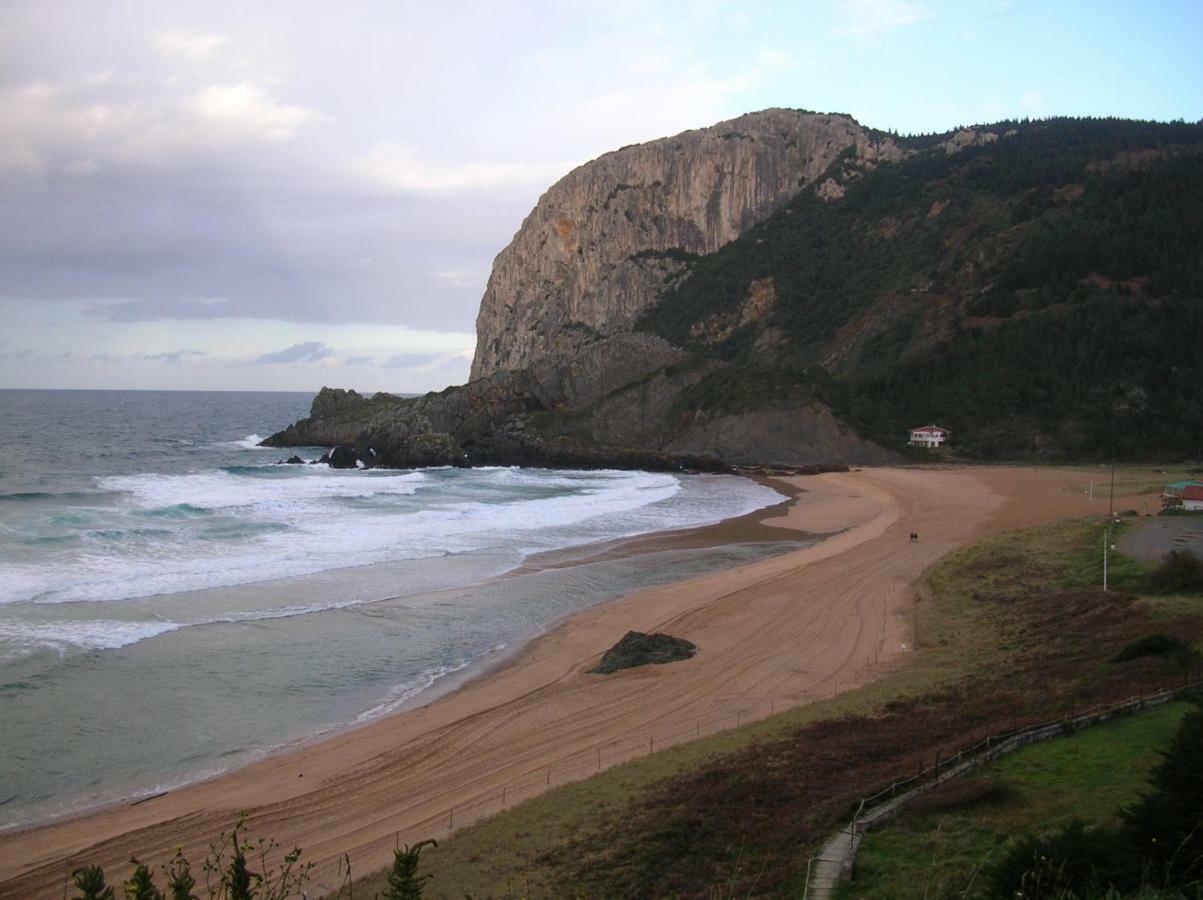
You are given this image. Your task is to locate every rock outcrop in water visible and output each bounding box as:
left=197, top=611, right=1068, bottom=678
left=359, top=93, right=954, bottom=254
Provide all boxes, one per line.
left=263, top=327, right=895, bottom=469
left=472, top=109, right=903, bottom=379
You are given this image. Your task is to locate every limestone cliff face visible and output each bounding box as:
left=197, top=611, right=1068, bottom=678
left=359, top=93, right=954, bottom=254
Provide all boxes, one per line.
left=471, top=109, right=904, bottom=379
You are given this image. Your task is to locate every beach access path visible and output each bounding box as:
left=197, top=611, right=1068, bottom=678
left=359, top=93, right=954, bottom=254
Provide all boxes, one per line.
left=0, top=466, right=1143, bottom=898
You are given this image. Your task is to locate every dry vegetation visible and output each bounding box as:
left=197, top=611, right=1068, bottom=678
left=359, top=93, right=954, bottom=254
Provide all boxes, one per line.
left=346, top=515, right=1203, bottom=898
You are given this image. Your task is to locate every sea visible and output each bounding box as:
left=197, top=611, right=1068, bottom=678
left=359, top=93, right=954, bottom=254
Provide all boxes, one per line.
left=0, top=389, right=794, bottom=830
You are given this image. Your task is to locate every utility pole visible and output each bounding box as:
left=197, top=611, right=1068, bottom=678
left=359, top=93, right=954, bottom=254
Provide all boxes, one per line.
left=1103, top=530, right=1109, bottom=593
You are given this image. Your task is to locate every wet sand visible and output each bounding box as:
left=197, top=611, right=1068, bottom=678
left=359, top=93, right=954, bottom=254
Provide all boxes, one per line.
left=0, top=466, right=1120, bottom=898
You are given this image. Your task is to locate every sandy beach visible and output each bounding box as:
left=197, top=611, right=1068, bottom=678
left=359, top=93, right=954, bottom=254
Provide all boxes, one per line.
left=0, top=465, right=1142, bottom=898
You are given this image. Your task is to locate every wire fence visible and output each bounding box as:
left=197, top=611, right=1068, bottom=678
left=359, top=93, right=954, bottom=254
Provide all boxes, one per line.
left=429, top=690, right=836, bottom=833
left=306, top=652, right=904, bottom=896
left=802, top=677, right=1203, bottom=899
left=414, top=615, right=896, bottom=837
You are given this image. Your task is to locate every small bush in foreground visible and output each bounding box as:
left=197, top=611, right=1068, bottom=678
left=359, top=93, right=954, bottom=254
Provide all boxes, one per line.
left=71, top=865, right=115, bottom=900
left=125, top=858, right=164, bottom=900
left=986, top=819, right=1122, bottom=899
left=68, top=816, right=311, bottom=900
left=380, top=839, right=438, bottom=900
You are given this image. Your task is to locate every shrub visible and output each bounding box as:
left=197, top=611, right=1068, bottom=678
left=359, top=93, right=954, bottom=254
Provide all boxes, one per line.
left=72, top=865, right=115, bottom=900
left=67, top=818, right=311, bottom=900
left=380, top=840, right=438, bottom=900
left=1143, top=550, right=1203, bottom=594
left=1114, top=634, right=1194, bottom=663
left=165, top=849, right=198, bottom=900
left=1119, top=706, right=1203, bottom=884
left=987, top=705, right=1203, bottom=897
left=906, top=777, right=1020, bottom=817
left=986, top=819, right=1122, bottom=899
left=124, top=858, right=164, bottom=900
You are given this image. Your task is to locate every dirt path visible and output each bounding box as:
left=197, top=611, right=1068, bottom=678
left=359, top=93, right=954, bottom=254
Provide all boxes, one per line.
left=0, top=467, right=1112, bottom=898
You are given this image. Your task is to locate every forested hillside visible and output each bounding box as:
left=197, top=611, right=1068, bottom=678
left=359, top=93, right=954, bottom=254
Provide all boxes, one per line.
left=638, top=118, right=1203, bottom=460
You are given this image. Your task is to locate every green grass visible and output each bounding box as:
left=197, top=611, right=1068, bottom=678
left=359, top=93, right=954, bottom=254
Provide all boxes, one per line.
left=835, top=700, right=1194, bottom=900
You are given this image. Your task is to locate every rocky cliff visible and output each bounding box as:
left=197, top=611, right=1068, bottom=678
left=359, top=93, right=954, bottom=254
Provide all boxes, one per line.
left=471, top=109, right=903, bottom=379
left=265, top=109, right=925, bottom=469
left=264, top=330, right=896, bottom=469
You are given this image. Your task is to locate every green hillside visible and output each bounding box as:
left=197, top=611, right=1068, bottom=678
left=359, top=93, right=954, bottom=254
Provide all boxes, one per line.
left=638, top=118, right=1203, bottom=460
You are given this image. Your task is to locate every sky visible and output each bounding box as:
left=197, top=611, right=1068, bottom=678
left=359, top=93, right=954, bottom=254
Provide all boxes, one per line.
left=1, top=0, right=1200, bottom=393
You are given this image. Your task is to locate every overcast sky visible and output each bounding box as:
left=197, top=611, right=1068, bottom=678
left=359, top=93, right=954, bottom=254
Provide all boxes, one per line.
left=1, top=0, right=1200, bottom=393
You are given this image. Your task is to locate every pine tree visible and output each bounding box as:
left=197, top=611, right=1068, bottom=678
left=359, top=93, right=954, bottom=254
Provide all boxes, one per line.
left=1119, top=706, right=1203, bottom=881
left=72, top=865, right=116, bottom=900
left=379, top=840, right=437, bottom=900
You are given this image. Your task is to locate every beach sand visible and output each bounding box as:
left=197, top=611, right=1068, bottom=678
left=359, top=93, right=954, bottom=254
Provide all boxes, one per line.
left=0, top=466, right=1147, bottom=898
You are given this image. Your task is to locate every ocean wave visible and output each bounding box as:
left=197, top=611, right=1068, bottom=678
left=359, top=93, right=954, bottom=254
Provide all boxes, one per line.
left=0, top=490, right=114, bottom=504
left=98, top=467, right=429, bottom=511
left=226, top=433, right=273, bottom=450
left=0, top=619, right=180, bottom=659
left=0, top=470, right=783, bottom=610
left=353, top=644, right=507, bottom=723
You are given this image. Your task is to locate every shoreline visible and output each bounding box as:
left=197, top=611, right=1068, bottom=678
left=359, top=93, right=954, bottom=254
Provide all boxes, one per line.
left=0, top=472, right=801, bottom=837
left=0, top=466, right=1118, bottom=898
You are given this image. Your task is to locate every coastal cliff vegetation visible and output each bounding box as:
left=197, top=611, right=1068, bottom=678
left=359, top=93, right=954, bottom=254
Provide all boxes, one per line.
left=638, top=117, right=1203, bottom=460
left=268, top=114, right=1203, bottom=469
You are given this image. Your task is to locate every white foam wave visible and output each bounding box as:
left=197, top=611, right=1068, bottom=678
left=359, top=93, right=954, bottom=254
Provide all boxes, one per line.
left=0, top=470, right=784, bottom=629
left=353, top=645, right=506, bottom=723
left=98, top=468, right=428, bottom=511
left=0, top=619, right=180, bottom=659
left=227, top=434, right=273, bottom=450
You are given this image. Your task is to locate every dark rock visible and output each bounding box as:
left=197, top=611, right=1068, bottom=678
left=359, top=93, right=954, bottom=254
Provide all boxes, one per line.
left=327, top=445, right=359, bottom=469
left=589, top=631, right=697, bottom=675
left=277, top=455, right=305, bottom=465
left=261, top=331, right=896, bottom=471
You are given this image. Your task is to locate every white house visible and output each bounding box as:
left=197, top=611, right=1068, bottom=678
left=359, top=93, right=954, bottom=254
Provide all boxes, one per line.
left=908, top=425, right=949, bottom=448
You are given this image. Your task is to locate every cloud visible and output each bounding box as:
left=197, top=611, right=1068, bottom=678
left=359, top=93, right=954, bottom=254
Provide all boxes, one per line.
left=153, top=29, right=228, bottom=61
left=433, top=269, right=487, bottom=290
left=343, top=355, right=376, bottom=366
left=88, top=298, right=233, bottom=322
left=382, top=352, right=438, bottom=368
left=190, top=82, right=327, bottom=142
left=352, top=143, right=568, bottom=193
left=139, top=348, right=208, bottom=363
left=255, top=341, right=333, bottom=364
left=834, top=0, right=930, bottom=39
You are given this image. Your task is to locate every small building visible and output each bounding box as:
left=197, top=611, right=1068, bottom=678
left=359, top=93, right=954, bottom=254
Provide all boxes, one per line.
left=908, top=424, right=950, bottom=448
left=1161, top=480, right=1203, bottom=511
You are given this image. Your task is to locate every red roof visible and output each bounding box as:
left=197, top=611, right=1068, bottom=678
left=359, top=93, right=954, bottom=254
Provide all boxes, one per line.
left=910, top=425, right=949, bottom=434
left=1185, top=485, right=1203, bottom=501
